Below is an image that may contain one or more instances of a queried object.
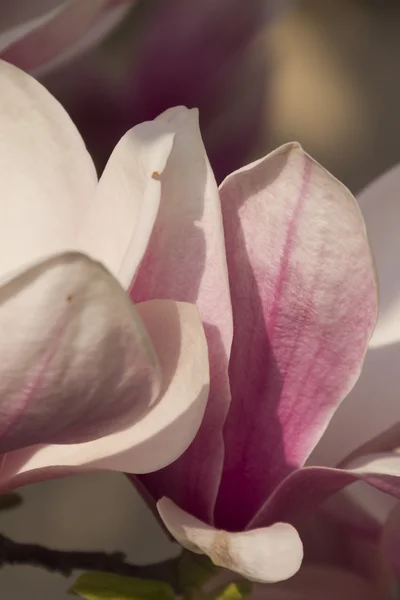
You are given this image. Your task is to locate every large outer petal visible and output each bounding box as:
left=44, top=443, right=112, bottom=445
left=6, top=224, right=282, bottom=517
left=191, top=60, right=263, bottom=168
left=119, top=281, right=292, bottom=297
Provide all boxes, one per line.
left=132, top=108, right=233, bottom=523
left=250, top=453, right=400, bottom=529
left=0, top=253, right=160, bottom=454
left=157, top=498, right=303, bottom=584
left=0, top=60, right=97, bottom=278
left=311, top=164, right=400, bottom=467
left=215, top=143, right=377, bottom=529
left=0, top=298, right=209, bottom=490
left=1, top=1, right=134, bottom=76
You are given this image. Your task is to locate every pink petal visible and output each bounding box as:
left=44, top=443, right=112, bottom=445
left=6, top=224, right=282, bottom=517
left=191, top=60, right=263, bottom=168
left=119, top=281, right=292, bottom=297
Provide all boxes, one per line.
left=0, top=297, right=209, bottom=490
left=1, top=0, right=134, bottom=75
left=215, top=143, right=377, bottom=529
left=0, top=60, right=97, bottom=278
left=321, top=485, right=394, bottom=542
left=133, top=108, right=233, bottom=523
left=157, top=497, right=303, bottom=584
left=250, top=453, right=400, bottom=529
left=312, top=164, right=400, bottom=467
left=312, top=425, right=400, bottom=539
left=0, top=253, right=160, bottom=454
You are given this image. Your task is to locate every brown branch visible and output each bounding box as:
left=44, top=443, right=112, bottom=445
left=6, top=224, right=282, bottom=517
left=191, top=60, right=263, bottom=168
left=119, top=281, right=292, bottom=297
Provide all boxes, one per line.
left=0, top=534, right=180, bottom=589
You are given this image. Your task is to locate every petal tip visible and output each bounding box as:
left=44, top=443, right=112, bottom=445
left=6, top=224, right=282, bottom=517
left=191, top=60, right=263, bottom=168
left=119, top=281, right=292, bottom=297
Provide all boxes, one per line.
left=157, top=498, right=303, bottom=584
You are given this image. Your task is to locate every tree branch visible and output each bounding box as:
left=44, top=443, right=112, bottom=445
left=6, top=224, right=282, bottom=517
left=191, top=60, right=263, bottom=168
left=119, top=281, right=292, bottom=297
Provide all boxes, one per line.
left=0, top=533, right=180, bottom=589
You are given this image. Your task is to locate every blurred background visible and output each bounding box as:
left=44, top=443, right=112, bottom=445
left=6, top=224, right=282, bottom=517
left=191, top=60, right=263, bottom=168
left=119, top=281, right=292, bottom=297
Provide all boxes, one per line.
left=2, top=0, right=400, bottom=597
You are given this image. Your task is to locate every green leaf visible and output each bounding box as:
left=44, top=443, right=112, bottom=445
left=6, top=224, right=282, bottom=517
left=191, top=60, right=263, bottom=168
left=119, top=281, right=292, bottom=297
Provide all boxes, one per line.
left=0, top=492, right=23, bottom=511
left=68, top=572, right=176, bottom=600
left=178, top=551, right=218, bottom=592
left=212, top=581, right=253, bottom=600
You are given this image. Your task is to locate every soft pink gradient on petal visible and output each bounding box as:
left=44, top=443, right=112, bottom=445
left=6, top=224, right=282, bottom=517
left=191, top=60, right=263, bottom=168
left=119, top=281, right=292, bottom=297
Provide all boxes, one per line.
left=0, top=59, right=97, bottom=277
left=214, top=143, right=377, bottom=530
left=157, top=497, right=303, bottom=584
left=0, top=299, right=209, bottom=490
left=1, top=0, right=134, bottom=75
left=0, top=253, right=161, bottom=454
left=133, top=108, right=233, bottom=523
left=250, top=453, right=400, bottom=529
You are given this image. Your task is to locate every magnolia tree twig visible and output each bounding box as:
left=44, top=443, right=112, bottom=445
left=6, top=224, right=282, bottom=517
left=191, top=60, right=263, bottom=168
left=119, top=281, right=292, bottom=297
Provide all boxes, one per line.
left=0, top=533, right=180, bottom=588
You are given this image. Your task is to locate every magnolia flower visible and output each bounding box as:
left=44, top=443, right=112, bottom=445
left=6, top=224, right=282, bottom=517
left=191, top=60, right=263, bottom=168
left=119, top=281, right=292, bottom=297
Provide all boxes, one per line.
left=0, top=0, right=135, bottom=75
left=0, top=60, right=210, bottom=491
left=0, top=60, right=394, bottom=586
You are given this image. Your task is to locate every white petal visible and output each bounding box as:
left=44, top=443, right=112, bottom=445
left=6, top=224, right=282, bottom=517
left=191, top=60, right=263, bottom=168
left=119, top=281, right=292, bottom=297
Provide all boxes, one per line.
left=0, top=60, right=97, bottom=277
left=0, top=253, right=160, bottom=453
left=157, top=498, right=303, bottom=584
left=78, top=113, right=182, bottom=288
left=359, top=164, right=400, bottom=348
left=132, top=106, right=232, bottom=524
left=0, top=299, right=209, bottom=485
left=311, top=164, right=400, bottom=466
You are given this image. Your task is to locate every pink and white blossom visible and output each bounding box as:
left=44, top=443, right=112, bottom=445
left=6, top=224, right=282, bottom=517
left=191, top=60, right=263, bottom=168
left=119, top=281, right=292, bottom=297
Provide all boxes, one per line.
left=0, top=59, right=392, bottom=586
left=0, top=59, right=209, bottom=493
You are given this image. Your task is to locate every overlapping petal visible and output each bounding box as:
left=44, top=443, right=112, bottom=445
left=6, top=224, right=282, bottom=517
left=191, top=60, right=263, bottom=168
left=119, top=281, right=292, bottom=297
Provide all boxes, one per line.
left=0, top=253, right=160, bottom=453
left=250, top=452, right=400, bottom=528
left=0, top=63, right=211, bottom=490
left=215, top=143, right=377, bottom=529
left=0, top=297, right=209, bottom=491
left=134, top=108, right=233, bottom=523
